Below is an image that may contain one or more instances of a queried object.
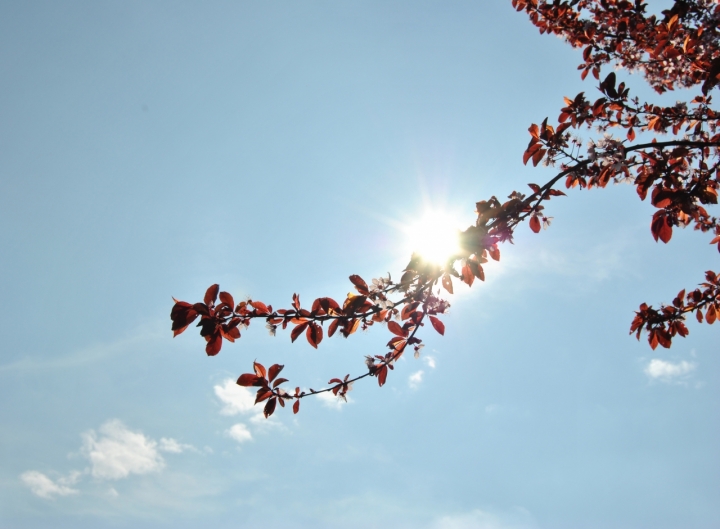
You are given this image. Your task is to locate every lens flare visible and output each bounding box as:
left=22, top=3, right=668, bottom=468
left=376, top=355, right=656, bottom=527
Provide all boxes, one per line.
left=404, top=210, right=464, bottom=265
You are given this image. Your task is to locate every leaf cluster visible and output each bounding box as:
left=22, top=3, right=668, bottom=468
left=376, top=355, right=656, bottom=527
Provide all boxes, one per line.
left=172, top=0, right=720, bottom=417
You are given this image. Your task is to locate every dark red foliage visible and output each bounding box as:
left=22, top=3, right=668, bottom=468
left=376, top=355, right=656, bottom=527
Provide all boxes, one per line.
left=172, top=0, right=720, bottom=417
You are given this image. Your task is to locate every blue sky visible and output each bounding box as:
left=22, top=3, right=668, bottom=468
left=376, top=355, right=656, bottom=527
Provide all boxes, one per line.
left=1, top=1, right=718, bottom=528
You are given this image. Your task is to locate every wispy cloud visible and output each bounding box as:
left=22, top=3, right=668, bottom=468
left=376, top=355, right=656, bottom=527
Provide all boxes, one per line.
left=226, top=423, right=252, bottom=444
left=214, top=379, right=259, bottom=417
left=20, top=420, right=199, bottom=500
left=645, top=359, right=696, bottom=381
left=158, top=438, right=196, bottom=454
left=20, top=471, right=80, bottom=499
left=408, top=370, right=424, bottom=389
left=433, top=508, right=537, bottom=529
left=81, top=420, right=165, bottom=480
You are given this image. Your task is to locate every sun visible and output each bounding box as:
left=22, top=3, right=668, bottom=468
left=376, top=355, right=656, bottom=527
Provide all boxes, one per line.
left=403, top=209, right=465, bottom=266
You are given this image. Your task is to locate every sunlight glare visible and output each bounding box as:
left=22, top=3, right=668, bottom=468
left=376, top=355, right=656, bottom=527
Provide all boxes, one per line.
left=404, top=209, right=464, bottom=265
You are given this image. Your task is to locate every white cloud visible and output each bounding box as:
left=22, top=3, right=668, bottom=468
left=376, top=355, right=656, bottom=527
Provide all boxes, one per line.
left=214, top=378, right=257, bottom=416
left=21, top=420, right=198, bottom=500
left=408, top=370, right=424, bottom=389
left=227, top=423, right=253, bottom=443
left=434, top=509, right=537, bottom=529
left=424, top=356, right=436, bottom=369
left=20, top=471, right=79, bottom=499
left=158, top=438, right=195, bottom=454
left=645, top=359, right=696, bottom=381
left=316, top=390, right=351, bottom=410
left=485, top=404, right=500, bottom=414
left=81, top=420, right=165, bottom=480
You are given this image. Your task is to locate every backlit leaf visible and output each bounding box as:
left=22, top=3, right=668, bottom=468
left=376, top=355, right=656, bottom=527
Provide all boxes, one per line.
left=349, top=275, right=370, bottom=295
left=253, top=361, right=267, bottom=378
left=388, top=321, right=407, bottom=337
left=706, top=304, right=717, bottom=324
left=377, top=365, right=388, bottom=387
left=328, top=319, right=340, bottom=337
left=442, top=274, right=453, bottom=294
left=205, top=333, right=222, bottom=356
left=204, top=284, right=219, bottom=306
left=263, top=397, right=277, bottom=418
left=219, top=291, right=234, bottom=308
left=237, top=373, right=264, bottom=387
left=268, top=364, right=284, bottom=383
left=529, top=216, right=541, bottom=233
left=429, top=315, right=445, bottom=336
left=291, top=322, right=310, bottom=343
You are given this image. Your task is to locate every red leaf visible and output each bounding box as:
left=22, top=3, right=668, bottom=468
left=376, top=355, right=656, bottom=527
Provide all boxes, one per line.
left=656, top=329, right=672, bottom=348
left=268, top=364, right=284, bottom=383
left=328, top=319, right=340, bottom=337
left=651, top=212, right=672, bottom=243
left=429, top=315, right=445, bottom=336
left=676, top=321, right=689, bottom=337
left=706, top=304, right=717, bottom=324
left=388, top=336, right=407, bottom=351
left=291, top=322, right=310, bottom=342
left=349, top=275, right=370, bottom=295
left=649, top=330, right=659, bottom=350
left=529, top=216, right=541, bottom=233
left=401, top=302, right=420, bottom=320
left=204, top=284, right=219, bottom=306
left=255, top=389, right=273, bottom=404
left=272, top=377, right=289, bottom=388
left=461, top=263, right=474, bottom=287
left=173, top=325, right=188, bottom=338
left=205, top=333, right=222, bottom=356
left=322, top=297, right=341, bottom=312
left=442, top=274, right=453, bottom=294
left=219, top=291, right=234, bottom=308
left=263, top=397, right=277, bottom=418
left=531, top=148, right=546, bottom=167
left=488, top=245, right=500, bottom=261
left=253, top=361, right=267, bottom=378
left=293, top=400, right=300, bottom=414
left=306, top=323, right=323, bottom=349
left=221, top=326, right=240, bottom=342
left=627, top=127, right=636, bottom=141
left=377, top=365, right=388, bottom=387
left=387, top=321, right=407, bottom=337
left=237, top=374, right=264, bottom=387
left=345, top=318, right=360, bottom=336
left=250, top=300, right=270, bottom=314
left=523, top=149, right=534, bottom=166
left=471, top=262, right=485, bottom=281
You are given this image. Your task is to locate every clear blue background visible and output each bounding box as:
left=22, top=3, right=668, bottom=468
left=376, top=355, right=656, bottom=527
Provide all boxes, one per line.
left=1, top=1, right=717, bottom=528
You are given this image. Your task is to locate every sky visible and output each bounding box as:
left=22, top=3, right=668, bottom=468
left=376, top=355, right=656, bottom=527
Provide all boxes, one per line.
left=0, top=1, right=718, bottom=528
